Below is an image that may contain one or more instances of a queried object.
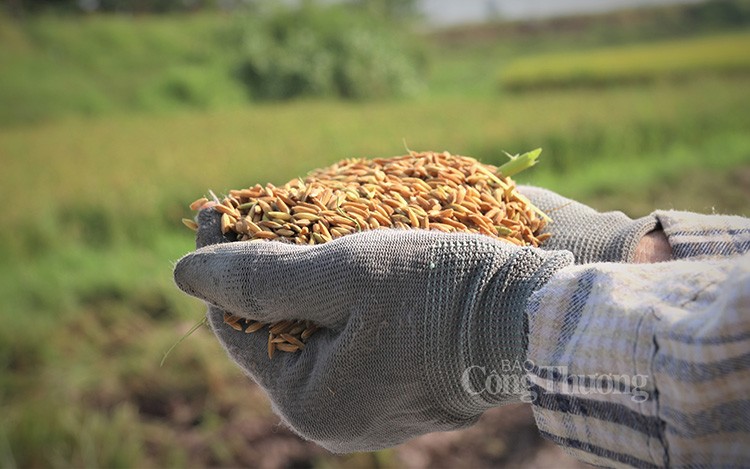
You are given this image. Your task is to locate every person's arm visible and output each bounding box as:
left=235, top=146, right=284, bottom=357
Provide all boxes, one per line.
left=525, top=212, right=750, bottom=467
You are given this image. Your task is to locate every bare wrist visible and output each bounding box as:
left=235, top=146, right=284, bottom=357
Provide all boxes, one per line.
left=634, top=230, right=673, bottom=263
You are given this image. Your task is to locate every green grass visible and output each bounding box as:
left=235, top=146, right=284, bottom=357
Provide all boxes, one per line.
left=499, top=30, right=750, bottom=90
left=0, top=7, right=424, bottom=127
left=0, top=12, right=250, bottom=126
left=1, top=8, right=750, bottom=468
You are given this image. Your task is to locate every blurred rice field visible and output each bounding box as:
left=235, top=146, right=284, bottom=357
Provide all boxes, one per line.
left=499, top=30, right=750, bottom=90
left=1, top=4, right=749, bottom=467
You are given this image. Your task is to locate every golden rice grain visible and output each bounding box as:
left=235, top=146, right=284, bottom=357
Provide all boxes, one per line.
left=276, top=343, right=300, bottom=353
left=182, top=218, right=199, bottom=231
left=280, top=333, right=306, bottom=350
left=245, top=321, right=265, bottom=333
left=223, top=312, right=244, bottom=331
left=220, top=213, right=233, bottom=234
left=288, top=324, right=306, bottom=336
left=189, top=197, right=210, bottom=211
left=267, top=335, right=275, bottom=359
left=268, top=320, right=293, bottom=335
left=252, top=231, right=279, bottom=240
left=215, top=203, right=240, bottom=219
left=300, top=324, right=319, bottom=340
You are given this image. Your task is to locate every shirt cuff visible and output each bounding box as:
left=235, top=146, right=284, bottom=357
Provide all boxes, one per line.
left=653, top=210, right=750, bottom=260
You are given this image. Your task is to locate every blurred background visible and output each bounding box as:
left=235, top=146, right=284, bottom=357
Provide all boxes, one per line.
left=1, top=0, right=749, bottom=467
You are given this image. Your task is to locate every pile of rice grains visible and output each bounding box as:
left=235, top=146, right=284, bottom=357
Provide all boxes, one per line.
left=183, top=151, right=550, bottom=358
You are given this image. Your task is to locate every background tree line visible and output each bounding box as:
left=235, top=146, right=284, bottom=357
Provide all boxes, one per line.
left=3, top=0, right=419, bottom=17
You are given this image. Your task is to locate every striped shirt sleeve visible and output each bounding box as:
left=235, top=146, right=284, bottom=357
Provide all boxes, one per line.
left=654, top=210, right=750, bottom=260
left=524, top=213, right=750, bottom=468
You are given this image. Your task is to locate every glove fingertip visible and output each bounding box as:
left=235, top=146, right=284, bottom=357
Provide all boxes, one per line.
left=173, top=251, right=203, bottom=299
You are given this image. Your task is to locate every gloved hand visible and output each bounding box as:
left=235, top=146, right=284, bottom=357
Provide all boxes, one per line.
left=518, top=186, right=658, bottom=264
left=174, top=209, right=573, bottom=452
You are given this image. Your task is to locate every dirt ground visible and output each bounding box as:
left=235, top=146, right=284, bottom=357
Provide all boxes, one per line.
left=182, top=387, right=590, bottom=468
left=395, top=404, right=589, bottom=469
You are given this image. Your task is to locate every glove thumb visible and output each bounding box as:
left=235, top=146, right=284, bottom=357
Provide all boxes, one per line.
left=173, top=240, right=352, bottom=329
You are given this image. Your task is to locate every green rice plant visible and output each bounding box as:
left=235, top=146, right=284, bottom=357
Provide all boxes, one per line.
left=499, top=31, right=750, bottom=91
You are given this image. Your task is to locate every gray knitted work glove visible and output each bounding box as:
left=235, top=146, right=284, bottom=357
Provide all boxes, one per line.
left=175, top=209, right=573, bottom=452
left=518, top=186, right=658, bottom=264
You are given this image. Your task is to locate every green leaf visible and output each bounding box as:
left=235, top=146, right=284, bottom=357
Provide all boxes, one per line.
left=497, top=148, right=542, bottom=178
